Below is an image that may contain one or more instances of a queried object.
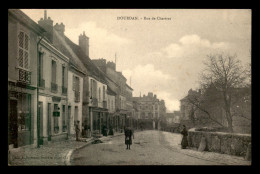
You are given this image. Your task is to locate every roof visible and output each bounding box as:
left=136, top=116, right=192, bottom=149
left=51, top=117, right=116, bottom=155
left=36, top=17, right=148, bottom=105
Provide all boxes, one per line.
left=126, top=83, right=133, bottom=91
left=62, top=35, right=107, bottom=84
left=107, top=86, right=117, bottom=96
left=9, top=9, right=46, bottom=35
left=52, top=30, right=87, bottom=74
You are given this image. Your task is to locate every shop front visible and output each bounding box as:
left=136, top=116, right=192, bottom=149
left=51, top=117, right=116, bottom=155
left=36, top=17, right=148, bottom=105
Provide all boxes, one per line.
left=8, top=81, right=36, bottom=148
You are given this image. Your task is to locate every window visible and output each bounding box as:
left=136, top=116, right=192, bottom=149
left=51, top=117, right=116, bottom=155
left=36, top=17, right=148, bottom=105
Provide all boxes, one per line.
left=90, top=79, right=93, bottom=97
left=17, top=94, right=31, bottom=131
left=62, top=105, right=66, bottom=132
left=51, top=60, right=57, bottom=83
left=73, top=76, right=80, bottom=102
left=18, top=31, right=29, bottom=69
left=103, top=86, right=105, bottom=100
left=99, top=87, right=101, bottom=101
left=38, top=52, right=43, bottom=82
left=54, top=104, right=59, bottom=134
left=62, top=66, right=65, bottom=87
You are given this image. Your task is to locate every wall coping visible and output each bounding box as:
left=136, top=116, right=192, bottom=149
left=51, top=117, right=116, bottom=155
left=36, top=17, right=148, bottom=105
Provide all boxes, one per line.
left=188, top=128, right=251, bottom=138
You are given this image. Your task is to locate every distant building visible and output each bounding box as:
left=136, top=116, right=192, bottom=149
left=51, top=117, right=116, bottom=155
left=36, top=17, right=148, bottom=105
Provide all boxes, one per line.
left=132, top=92, right=166, bottom=130
left=92, top=58, right=135, bottom=130
left=165, top=111, right=181, bottom=125
left=180, top=89, right=200, bottom=121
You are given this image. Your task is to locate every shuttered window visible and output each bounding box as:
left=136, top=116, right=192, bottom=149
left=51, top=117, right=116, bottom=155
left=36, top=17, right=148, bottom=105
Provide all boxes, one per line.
left=51, top=60, right=56, bottom=83
left=18, top=31, right=29, bottom=69
left=103, top=86, right=105, bottom=100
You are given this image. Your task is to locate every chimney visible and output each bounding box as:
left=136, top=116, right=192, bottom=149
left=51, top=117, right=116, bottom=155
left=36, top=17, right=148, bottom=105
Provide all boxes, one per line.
left=79, top=31, right=89, bottom=57
left=38, top=10, right=54, bottom=43
left=44, top=10, right=47, bottom=20
left=54, top=22, right=65, bottom=36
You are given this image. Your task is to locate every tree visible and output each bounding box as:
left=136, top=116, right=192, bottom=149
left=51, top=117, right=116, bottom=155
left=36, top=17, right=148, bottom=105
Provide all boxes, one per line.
left=186, top=87, right=226, bottom=128
left=199, top=53, right=248, bottom=132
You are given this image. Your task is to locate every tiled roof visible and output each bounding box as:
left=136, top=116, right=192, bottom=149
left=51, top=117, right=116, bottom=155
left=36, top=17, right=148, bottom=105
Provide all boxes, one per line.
left=63, top=35, right=107, bottom=84
left=107, top=86, right=117, bottom=96
left=9, top=9, right=46, bottom=34
left=52, top=30, right=87, bottom=74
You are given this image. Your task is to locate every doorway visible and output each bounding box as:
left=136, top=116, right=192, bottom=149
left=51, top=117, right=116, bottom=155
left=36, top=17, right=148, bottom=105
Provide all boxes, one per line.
left=47, top=103, right=51, bottom=141
left=9, top=100, right=18, bottom=148
left=38, top=102, right=43, bottom=145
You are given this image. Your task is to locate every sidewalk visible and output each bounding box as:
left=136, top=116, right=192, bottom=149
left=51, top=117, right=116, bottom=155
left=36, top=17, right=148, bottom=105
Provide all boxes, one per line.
left=9, top=132, right=124, bottom=166
left=161, top=131, right=251, bottom=165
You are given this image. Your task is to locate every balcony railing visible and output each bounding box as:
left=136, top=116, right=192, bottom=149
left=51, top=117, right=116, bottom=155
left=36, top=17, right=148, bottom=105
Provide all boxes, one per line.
left=51, top=82, right=58, bottom=93
left=39, top=79, right=45, bottom=88
left=75, top=91, right=80, bottom=102
left=18, top=68, right=31, bottom=84
left=62, top=86, right=67, bottom=95
left=103, top=101, right=107, bottom=109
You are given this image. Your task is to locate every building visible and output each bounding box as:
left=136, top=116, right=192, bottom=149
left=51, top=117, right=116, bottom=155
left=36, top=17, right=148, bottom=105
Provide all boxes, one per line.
left=132, top=92, right=166, bottom=130
left=37, top=37, right=70, bottom=145
left=107, top=86, right=117, bottom=128
left=92, top=59, right=135, bottom=131
left=180, top=89, right=200, bottom=121
left=165, top=111, right=180, bottom=126
left=8, top=9, right=45, bottom=148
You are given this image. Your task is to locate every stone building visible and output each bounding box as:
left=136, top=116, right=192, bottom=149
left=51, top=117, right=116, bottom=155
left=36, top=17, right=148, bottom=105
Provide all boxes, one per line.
left=132, top=92, right=166, bottom=130
left=92, top=59, right=134, bottom=131
left=37, top=11, right=109, bottom=137
left=37, top=37, right=70, bottom=145
left=8, top=9, right=45, bottom=148
left=180, top=89, right=200, bottom=121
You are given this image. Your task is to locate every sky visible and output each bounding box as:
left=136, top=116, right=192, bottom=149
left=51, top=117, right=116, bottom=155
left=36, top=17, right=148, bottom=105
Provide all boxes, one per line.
left=21, top=9, right=251, bottom=112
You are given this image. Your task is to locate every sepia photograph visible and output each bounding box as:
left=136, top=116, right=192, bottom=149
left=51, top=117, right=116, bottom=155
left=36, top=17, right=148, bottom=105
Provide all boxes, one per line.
left=8, top=9, right=251, bottom=166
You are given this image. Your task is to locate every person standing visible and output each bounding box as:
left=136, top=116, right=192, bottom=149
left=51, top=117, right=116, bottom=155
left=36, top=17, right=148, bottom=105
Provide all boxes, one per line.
left=181, top=125, right=188, bottom=149
left=125, top=127, right=134, bottom=150
left=75, top=120, right=80, bottom=141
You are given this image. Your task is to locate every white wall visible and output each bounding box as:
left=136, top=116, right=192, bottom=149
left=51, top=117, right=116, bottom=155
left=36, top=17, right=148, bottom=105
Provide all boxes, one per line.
left=68, top=70, right=84, bottom=134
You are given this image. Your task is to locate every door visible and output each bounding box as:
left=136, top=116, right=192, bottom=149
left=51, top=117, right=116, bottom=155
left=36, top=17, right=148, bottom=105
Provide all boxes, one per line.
left=9, top=100, right=18, bottom=148
left=38, top=102, right=43, bottom=145
left=47, top=103, right=51, bottom=141
left=68, top=106, right=71, bottom=134
left=74, top=106, right=78, bottom=123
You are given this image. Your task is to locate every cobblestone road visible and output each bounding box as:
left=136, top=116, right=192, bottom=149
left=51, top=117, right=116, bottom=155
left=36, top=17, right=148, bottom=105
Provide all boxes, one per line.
left=71, top=130, right=251, bottom=165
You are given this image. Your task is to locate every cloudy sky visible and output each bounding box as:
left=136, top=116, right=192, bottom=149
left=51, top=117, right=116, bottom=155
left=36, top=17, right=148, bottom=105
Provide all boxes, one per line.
left=21, top=9, right=251, bottom=112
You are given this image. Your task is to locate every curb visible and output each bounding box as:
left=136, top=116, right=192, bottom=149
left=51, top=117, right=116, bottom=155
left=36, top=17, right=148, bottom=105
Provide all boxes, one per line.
left=64, top=133, right=125, bottom=165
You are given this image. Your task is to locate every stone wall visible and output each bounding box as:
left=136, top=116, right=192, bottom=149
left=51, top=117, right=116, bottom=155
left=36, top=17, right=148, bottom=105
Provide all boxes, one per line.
left=188, top=128, right=251, bottom=157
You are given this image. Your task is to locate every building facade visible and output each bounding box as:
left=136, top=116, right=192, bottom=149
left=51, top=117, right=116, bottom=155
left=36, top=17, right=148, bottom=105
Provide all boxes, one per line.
left=92, top=59, right=135, bottom=131
left=132, top=92, right=166, bottom=130
left=37, top=37, right=70, bottom=145
left=8, top=9, right=45, bottom=148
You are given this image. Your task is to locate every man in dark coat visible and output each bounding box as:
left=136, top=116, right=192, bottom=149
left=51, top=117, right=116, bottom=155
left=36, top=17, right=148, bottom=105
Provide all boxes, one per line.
left=124, top=127, right=134, bottom=150
left=181, top=125, right=188, bottom=149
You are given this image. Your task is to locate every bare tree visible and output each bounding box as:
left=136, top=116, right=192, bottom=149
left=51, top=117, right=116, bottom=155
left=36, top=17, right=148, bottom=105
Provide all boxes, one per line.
left=186, top=90, right=226, bottom=128
left=199, top=53, right=248, bottom=132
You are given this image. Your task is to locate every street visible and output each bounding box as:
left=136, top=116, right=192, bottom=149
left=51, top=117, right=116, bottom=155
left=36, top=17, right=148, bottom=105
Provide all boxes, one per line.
left=70, top=130, right=250, bottom=165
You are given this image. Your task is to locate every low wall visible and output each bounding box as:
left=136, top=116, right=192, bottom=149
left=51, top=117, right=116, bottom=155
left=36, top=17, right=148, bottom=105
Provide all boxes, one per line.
left=188, top=128, right=251, bottom=157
